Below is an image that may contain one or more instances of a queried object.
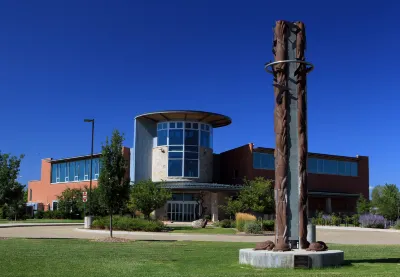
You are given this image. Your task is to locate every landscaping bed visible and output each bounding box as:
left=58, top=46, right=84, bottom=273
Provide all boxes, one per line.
left=91, top=216, right=165, bottom=232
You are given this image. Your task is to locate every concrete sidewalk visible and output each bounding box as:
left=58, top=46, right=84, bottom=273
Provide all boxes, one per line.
left=316, top=225, right=400, bottom=233
left=1, top=225, right=400, bottom=244
left=0, top=223, right=83, bottom=228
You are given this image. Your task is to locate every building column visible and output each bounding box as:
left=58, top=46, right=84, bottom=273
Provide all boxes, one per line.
left=325, top=197, right=332, bottom=214
left=211, top=192, right=219, bottom=222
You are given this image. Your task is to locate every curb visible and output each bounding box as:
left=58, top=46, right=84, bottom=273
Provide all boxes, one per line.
left=0, top=223, right=84, bottom=228
left=316, top=225, right=400, bottom=233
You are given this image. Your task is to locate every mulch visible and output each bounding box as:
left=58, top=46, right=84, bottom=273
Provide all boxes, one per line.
left=92, top=237, right=134, bottom=243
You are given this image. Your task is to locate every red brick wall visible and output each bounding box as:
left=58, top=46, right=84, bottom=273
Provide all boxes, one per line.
left=28, top=147, right=131, bottom=210
left=218, top=144, right=369, bottom=214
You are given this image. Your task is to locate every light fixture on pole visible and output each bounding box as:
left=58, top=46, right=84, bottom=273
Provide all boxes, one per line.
left=84, top=118, right=94, bottom=216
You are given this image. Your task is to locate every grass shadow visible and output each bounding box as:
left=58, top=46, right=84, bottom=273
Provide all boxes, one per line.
left=343, top=258, right=400, bottom=266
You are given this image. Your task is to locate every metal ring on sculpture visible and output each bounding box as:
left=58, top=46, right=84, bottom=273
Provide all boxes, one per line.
left=264, top=60, right=314, bottom=74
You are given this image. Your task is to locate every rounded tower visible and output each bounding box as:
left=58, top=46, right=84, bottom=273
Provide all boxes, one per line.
left=132, top=110, right=231, bottom=183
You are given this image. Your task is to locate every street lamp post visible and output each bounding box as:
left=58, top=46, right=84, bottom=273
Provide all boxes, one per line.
left=84, top=119, right=94, bottom=217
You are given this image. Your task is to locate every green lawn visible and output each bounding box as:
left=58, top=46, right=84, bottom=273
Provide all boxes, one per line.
left=169, top=226, right=237, bottom=234
left=0, top=239, right=399, bottom=277
left=0, top=219, right=83, bottom=224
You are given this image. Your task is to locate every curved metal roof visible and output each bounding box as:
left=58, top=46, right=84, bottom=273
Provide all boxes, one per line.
left=135, top=110, right=231, bottom=128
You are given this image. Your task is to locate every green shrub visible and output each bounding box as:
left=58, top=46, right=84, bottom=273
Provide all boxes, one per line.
left=331, top=213, right=341, bottom=226
left=244, top=221, right=262, bottom=234
left=91, top=216, right=165, bottom=232
left=218, top=219, right=234, bottom=228
left=204, top=215, right=211, bottom=221
left=34, top=210, right=44, bottom=219
left=92, top=217, right=108, bottom=230
left=352, top=214, right=360, bottom=227
left=344, top=215, right=352, bottom=226
left=261, top=220, right=274, bottom=231
left=393, top=220, right=400, bottom=230
left=0, top=206, right=6, bottom=219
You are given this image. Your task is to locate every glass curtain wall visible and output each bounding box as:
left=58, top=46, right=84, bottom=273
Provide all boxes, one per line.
left=157, top=121, right=212, bottom=178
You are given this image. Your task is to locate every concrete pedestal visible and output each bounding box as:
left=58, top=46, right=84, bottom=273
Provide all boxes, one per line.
left=84, top=216, right=94, bottom=229
left=239, top=248, right=344, bottom=269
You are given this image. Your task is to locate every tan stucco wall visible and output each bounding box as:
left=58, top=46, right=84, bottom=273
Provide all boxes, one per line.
left=151, top=146, right=213, bottom=182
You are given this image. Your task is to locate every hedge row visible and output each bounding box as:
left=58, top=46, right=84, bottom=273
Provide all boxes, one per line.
left=34, top=210, right=82, bottom=220
left=92, top=216, right=165, bottom=232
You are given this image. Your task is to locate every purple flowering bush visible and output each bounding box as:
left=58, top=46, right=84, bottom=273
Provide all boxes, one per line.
left=359, top=214, right=386, bottom=229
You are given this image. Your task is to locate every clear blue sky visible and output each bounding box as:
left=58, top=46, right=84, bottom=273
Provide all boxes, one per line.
left=1, top=0, right=398, bottom=192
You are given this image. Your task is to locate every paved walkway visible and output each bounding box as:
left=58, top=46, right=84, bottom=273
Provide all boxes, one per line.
left=0, top=223, right=83, bottom=228
left=1, top=225, right=400, bottom=244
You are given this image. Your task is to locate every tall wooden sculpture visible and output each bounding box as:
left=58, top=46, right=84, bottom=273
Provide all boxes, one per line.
left=265, top=20, right=314, bottom=250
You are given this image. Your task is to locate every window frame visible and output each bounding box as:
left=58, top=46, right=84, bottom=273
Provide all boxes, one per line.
left=157, top=121, right=208, bottom=178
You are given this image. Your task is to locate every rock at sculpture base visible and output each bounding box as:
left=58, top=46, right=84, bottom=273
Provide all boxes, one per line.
left=254, top=240, right=275, bottom=251
left=192, top=219, right=208, bottom=229
left=273, top=241, right=291, bottom=252
left=306, top=241, right=328, bottom=252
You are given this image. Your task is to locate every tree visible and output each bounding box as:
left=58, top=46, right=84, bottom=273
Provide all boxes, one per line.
left=220, top=177, right=275, bottom=218
left=98, top=130, right=131, bottom=237
left=8, top=183, right=25, bottom=221
left=130, top=179, right=171, bottom=219
left=371, top=184, right=400, bottom=221
left=0, top=152, right=25, bottom=220
left=57, top=188, right=84, bottom=218
left=220, top=195, right=244, bottom=218
left=0, top=152, right=24, bottom=205
left=57, top=187, right=108, bottom=219
left=356, top=194, right=370, bottom=214
left=239, top=177, right=275, bottom=214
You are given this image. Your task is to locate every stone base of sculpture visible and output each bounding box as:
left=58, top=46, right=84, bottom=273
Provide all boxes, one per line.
left=239, top=248, right=344, bottom=269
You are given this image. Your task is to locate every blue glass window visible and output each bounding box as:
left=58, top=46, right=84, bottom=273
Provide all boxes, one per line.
left=168, top=159, right=182, bottom=176
left=200, top=131, right=210, bottom=148
left=185, top=130, right=198, bottom=145
left=78, top=160, right=84, bottom=181
left=157, top=130, right=167, bottom=146
left=350, top=162, right=358, bottom=176
left=159, top=121, right=211, bottom=178
left=184, top=160, right=198, bottom=177
left=185, top=152, right=198, bottom=159
left=324, top=160, right=338, bottom=174
left=169, top=146, right=183, bottom=151
left=307, top=158, right=358, bottom=176
left=60, top=163, right=66, bottom=182
left=338, top=161, right=346, bottom=175
left=172, top=194, right=184, bottom=201
left=308, top=158, right=317, bottom=173
left=169, top=152, right=183, bottom=158
left=51, top=164, right=57, bottom=183
left=185, top=146, right=198, bottom=152
left=183, top=194, right=193, bottom=201
left=69, top=162, right=75, bottom=181
left=85, top=160, right=91, bottom=179
left=169, top=130, right=183, bottom=145
left=253, top=153, right=274, bottom=170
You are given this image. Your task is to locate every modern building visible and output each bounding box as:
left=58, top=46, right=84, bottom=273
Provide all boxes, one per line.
left=27, top=147, right=130, bottom=211
left=131, top=110, right=369, bottom=221
left=216, top=144, right=369, bottom=217
left=28, top=109, right=369, bottom=221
